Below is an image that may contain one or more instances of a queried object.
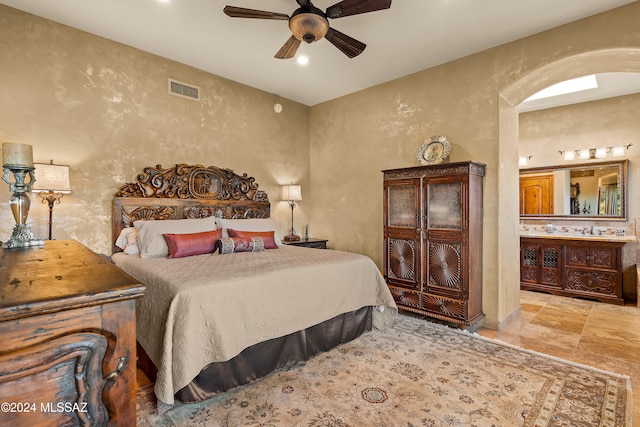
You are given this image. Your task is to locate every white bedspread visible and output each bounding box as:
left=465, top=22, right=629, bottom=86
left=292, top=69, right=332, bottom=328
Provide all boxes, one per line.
left=112, top=245, right=397, bottom=405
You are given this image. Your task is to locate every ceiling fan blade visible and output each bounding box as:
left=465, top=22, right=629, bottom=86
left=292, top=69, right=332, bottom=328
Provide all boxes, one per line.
left=223, top=6, right=289, bottom=20
left=326, top=0, right=392, bottom=19
left=275, top=35, right=301, bottom=59
left=296, top=0, right=312, bottom=8
left=324, top=27, right=366, bottom=58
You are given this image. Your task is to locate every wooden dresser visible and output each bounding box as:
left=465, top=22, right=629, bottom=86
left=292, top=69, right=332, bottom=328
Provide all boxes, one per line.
left=0, top=240, right=145, bottom=426
left=383, top=161, right=485, bottom=327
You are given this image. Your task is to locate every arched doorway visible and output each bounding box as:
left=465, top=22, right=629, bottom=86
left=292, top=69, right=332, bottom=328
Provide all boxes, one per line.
left=497, top=48, right=640, bottom=325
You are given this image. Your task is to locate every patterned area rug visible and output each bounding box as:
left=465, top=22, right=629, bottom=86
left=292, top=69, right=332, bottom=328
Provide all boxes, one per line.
left=136, top=314, right=632, bottom=426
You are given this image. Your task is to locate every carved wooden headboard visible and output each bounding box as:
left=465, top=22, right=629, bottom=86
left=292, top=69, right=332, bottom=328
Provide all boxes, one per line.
left=113, top=164, right=270, bottom=252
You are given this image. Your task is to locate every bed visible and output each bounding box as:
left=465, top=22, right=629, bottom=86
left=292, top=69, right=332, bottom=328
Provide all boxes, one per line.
left=110, top=164, right=397, bottom=407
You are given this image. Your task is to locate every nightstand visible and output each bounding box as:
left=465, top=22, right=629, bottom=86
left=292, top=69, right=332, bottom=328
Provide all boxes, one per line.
left=282, top=238, right=328, bottom=249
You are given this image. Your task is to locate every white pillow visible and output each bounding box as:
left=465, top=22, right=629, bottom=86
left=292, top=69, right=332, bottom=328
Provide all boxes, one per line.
left=115, top=227, right=140, bottom=255
left=134, top=217, right=217, bottom=258
left=215, top=218, right=283, bottom=247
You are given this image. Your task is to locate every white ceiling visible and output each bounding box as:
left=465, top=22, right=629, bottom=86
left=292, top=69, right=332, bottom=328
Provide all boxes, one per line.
left=2, top=0, right=639, bottom=107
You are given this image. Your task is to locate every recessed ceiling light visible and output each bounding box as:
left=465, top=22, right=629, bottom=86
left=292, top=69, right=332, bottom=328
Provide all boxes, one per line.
left=296, top=56, right=309, bottom=66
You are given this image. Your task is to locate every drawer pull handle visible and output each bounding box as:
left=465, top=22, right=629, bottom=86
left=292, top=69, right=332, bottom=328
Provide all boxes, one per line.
left=104, top=356, right=126, bottom=381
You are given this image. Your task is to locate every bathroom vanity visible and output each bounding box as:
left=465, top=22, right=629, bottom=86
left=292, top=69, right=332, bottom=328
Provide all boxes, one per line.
left=520, top=233, right=635, bottom=305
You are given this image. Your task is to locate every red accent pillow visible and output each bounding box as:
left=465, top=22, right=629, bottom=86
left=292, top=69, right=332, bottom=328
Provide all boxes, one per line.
left=227, top=229, right=278, bottom=249
left=163, top=229, right=222, bottom=258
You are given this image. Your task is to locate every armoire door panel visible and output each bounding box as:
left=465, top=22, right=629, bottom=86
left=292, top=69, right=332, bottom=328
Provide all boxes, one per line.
left=387, top=237, right=420, bottom=289
left=385, top=179, right=420, bottom=228
left=426, top=181, right=463, bottom=230
left=426, top=240, right=463, bottom=296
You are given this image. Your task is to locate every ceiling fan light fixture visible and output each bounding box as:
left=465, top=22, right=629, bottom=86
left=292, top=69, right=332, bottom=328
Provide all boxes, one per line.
left=289, top=10, right=329, bottom=44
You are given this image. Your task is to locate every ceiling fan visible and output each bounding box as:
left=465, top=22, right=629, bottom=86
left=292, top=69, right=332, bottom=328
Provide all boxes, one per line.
left=223, top=0, right=392, bottom=59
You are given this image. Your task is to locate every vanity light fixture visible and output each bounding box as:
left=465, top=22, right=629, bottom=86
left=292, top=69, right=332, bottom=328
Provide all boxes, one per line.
left=518, top=156, right=532, bottom=166
left=612, top=146, right=625, bottom=156
left=558, top=143, right=632, bottom=160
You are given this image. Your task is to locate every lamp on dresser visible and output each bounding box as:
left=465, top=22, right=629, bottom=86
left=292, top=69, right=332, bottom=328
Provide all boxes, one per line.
left=281, top=184, right=302, bottom=242
left=1, top=142, right=44, bottom=248
left=32, top=160, right=71, bottom=240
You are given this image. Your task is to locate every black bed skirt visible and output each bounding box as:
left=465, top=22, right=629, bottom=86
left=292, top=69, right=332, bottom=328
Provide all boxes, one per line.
left=174, top=306, right=373, bottom=403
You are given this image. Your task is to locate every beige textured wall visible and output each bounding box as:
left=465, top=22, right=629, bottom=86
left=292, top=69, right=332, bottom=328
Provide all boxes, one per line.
left=2, top=3, right=640, bottom=326
left=520, top=93, right=640, bottom=298
left=0, top=5, right=310, bottom=255
left=309, top=2, right=640, bottom=326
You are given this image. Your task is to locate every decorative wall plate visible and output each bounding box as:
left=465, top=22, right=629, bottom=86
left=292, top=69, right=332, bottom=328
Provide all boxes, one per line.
left=416, top=136, right=450, bottom=165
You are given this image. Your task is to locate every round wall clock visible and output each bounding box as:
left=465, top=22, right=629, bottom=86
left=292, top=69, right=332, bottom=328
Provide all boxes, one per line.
left=416, top=136, right=450, bottom=165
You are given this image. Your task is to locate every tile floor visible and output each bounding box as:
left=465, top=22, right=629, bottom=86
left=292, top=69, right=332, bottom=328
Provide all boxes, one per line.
left=475, top=290, right=640, bottom=423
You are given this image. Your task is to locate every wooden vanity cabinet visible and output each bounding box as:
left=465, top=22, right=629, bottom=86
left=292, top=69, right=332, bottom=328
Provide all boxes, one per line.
left=520, top=238, right=563, bottom=289
left=383, top=161, right=485, bottom=327
left=563, top=241, right=622, bottom=303
left=0, top=240, right=145, bottom=426
left=520, top=237, right=624, bottom=305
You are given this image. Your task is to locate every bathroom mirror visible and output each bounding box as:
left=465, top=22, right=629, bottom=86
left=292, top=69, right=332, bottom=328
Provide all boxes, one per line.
left=519, top=159, right=627, bottom=220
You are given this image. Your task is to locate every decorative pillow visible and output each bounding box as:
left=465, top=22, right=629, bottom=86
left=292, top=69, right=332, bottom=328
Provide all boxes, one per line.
left=216, top=236, right=265, bottom=254
left=163, top=229, right=222, bottom=259
left=215, top=218, right=282, bottom=247
left=115, top=227, right=140, bottom=255
left=134, top=217, right=217, bottom=258
left=227, top=229, right=278, bottom=249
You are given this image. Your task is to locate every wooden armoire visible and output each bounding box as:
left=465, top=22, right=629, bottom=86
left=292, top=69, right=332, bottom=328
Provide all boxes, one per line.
left=383, top=161, right=485, bottom=327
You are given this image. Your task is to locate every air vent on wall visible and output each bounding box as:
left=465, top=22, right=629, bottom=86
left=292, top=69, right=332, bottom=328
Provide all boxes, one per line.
left=168, top=78, right=200, bottom=101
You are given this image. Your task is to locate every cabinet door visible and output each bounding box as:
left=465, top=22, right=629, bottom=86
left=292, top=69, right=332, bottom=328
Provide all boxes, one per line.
left=521, top=240, right=562, bottom=287
left=384, top=179, right=421, bottom=291
left=425, top=237, right=465, bottom=299
left=563, top=242, right=622, bottom=301
left=425, top=178, right=464, bottom=231
left=424, top=176, right=466, bottom=299
left=540, top=245, right=563, bottom=286
left=565, top=244, right=618, bottom=270
left=520, top=240, right=540, bottom=284
left=0, top=332, right=109, bottom=426
left=590, top=247, right=618, bottom=270
left=565, top=245, right=590, bottom=268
